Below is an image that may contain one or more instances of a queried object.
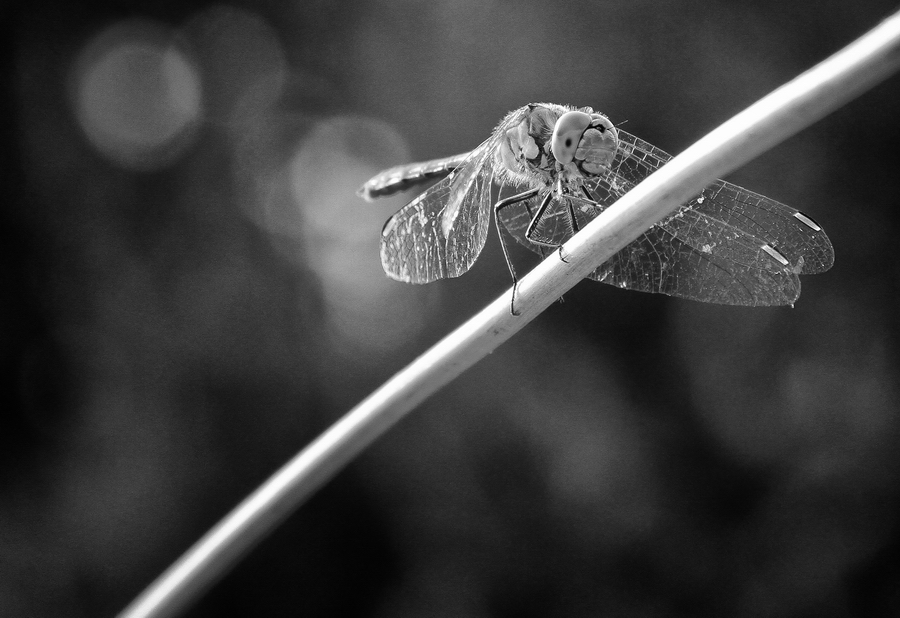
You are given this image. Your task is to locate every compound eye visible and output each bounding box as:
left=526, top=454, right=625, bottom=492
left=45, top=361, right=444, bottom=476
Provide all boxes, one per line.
left=551, top=111, right=592, bottom=164
left=590, top=114, right=615, bottom=134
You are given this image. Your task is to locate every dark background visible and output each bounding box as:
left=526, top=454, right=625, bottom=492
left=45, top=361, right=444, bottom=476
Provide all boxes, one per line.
left=3, top=1, right=900, bottom=616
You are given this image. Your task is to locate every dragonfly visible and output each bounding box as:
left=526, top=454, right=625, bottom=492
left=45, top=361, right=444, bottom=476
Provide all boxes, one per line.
left=358, top=103, right=834, bottom=313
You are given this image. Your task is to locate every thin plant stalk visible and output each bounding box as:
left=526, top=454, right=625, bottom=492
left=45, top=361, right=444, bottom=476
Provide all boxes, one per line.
left=119, top=9, right=900, bottom=618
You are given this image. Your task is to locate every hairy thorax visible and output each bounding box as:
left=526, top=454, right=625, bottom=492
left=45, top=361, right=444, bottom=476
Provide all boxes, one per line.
left=494, top=103, right=620, bottom=192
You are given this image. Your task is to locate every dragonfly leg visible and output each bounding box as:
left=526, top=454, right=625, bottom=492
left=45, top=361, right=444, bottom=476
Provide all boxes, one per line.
left=494, top=188, right=540, bottom=315
left=525, top=191, right=580, bottom=263
left=576, top=186, right=602, bottom=207
left=524, top=191, right=554, bottom=245
left=555, top=188, right=602, bottom=262
left=522, top=199, right=549, bottom=260
left=524, top=191, right=567, bottom=266
left=555, top=199, right=582, bottom=263
left=566, top=199, right=580, bottom=235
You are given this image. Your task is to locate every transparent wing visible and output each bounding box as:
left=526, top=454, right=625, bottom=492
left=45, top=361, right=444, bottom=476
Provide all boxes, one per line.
left=380, top=107, right=529, bottom=283
left=496, top=188, right=590, bottom=249
left=588, top=220, right=805, bottom=306
left=609, top=130, right=834, bottom=275
left=498, top=130, right=835, bottom=306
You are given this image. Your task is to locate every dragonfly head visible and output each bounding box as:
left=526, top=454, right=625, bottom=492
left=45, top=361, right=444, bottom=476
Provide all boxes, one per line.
left=551, top=110, right=618, bottom=175
left=496, top=104, right=619, bottom=189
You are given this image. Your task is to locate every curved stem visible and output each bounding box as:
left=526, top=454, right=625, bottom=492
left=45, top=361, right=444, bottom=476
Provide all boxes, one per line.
left=119, top=9, right=900, bottom=618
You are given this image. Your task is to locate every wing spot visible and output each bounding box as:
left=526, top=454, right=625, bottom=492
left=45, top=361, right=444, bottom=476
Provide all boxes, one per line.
left=762, top=244, right=790, bottom=266
left=793, top=211, right=821, bottom=231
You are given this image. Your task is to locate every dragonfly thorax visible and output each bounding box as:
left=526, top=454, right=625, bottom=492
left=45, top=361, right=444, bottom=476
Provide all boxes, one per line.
left=495, top=103, right=619, bottom=192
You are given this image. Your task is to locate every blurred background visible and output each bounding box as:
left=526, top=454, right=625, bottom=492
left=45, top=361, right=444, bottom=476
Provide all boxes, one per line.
left=3, top=1, right=900, bottom=616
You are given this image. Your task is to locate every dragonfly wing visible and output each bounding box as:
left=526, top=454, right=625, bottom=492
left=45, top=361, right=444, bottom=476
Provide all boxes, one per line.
left=582, top=188, right=832, bottom=305
left=380, top=107, right=530, bottom=283
left=497, top=190, right=594, bottom=250
left=497, top=128, right=834, bottom=305
left=589, top=222, right=805, bottom=305
left=684, top=180, right=834, bottom=275
left=571, top=131, right=832, bottom=305
left=380, top=153, right=492, bottom=283
left=612, top=130, right=834, bottom=275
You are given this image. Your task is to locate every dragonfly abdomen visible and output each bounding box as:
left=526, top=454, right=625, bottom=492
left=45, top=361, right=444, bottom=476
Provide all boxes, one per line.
left=357, top=152, right=470, bottom=200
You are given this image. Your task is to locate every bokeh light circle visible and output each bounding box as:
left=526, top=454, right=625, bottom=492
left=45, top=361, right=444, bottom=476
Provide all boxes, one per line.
left=284, top=115, right=441, bottom=352
left=71, top=20, right=201, bottom=171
